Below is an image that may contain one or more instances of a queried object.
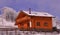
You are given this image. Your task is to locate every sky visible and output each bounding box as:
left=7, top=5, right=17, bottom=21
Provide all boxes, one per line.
left=0, top=0, right=60, bottom=20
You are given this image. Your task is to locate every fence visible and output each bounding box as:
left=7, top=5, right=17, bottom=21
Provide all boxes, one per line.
left=0, top=30, right=60, bottom=35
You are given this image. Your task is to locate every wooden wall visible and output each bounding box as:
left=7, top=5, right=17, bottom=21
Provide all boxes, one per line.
left=15, top=11, right=52, bottom=31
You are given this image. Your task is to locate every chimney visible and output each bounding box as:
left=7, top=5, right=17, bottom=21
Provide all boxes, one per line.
left=29, top=8, right=31, bottom=14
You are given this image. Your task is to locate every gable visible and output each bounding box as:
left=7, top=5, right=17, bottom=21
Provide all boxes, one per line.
left=15, top=10, right=28, bottom=21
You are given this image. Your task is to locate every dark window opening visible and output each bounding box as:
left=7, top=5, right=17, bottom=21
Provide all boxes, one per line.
left=44, top=22, right=48, bottom=26
left=36, top=22, right=40, bottom=26
left=27, top=22, right=30, bottom=27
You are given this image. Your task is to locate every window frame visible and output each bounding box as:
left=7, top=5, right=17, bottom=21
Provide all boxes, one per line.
left=44, top=22, right=48, bottom=26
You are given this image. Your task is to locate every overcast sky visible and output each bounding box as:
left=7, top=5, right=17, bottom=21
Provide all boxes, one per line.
left=0, top=0, right=60, bottom=19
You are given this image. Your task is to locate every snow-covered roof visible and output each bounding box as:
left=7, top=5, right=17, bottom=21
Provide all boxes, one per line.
left=22, top=11, right=54, bottom=17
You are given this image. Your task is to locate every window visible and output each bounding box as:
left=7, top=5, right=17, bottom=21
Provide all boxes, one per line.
left=36, top=22, right=40, bottom=26
left=44, top=22, right=48, bottom=26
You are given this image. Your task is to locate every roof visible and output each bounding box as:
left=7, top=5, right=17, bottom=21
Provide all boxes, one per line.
left=21, top=11, right=54, bottom=17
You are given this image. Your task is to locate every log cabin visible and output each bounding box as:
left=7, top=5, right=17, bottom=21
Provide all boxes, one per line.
left=15, top=10, right=55, bottom=32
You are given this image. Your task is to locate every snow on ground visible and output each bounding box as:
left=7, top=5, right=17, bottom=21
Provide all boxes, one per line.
left=0, top=16, right=18, bottom=28
left=0, top=31, right=60, bottom=35
left=17, top=31, right=60, bottom=35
